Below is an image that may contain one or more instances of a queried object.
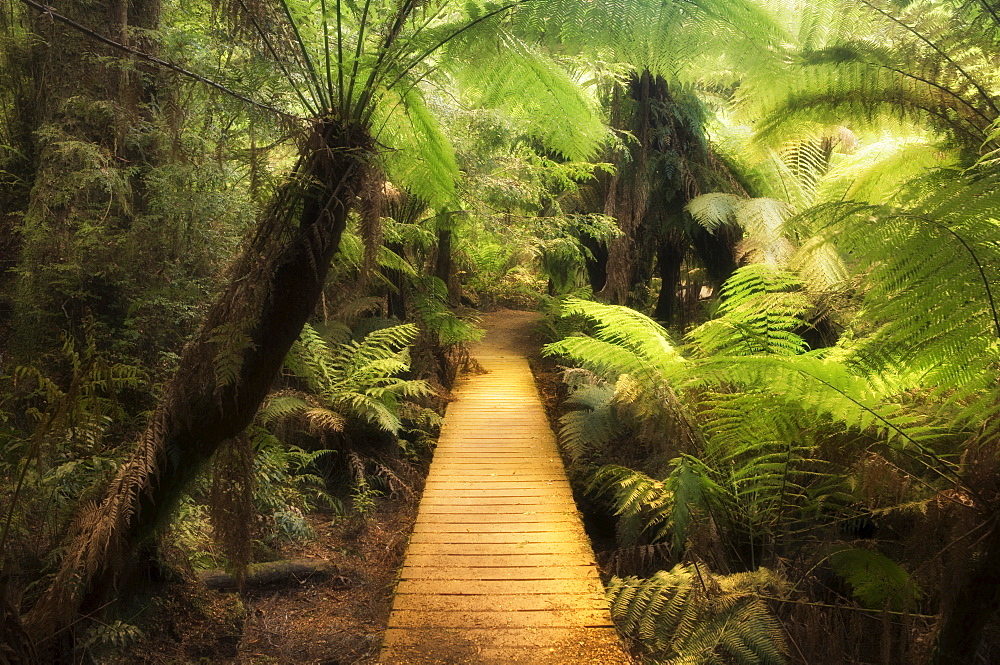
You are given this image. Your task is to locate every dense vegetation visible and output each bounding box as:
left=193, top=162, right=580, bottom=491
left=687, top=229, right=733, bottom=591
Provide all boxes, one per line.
left=1, top=0, right=998, bottom=663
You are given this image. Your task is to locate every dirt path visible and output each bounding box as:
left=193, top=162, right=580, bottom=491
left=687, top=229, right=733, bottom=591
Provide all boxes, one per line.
left=379, top=310, right=629, bottom=664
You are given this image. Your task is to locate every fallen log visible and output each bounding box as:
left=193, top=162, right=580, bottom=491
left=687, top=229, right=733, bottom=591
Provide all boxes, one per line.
left=197, top=558, right=346, bottom=592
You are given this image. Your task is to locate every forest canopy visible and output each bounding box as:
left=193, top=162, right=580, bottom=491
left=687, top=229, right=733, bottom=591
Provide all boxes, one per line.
left=1, top=0, right=999, bottom=663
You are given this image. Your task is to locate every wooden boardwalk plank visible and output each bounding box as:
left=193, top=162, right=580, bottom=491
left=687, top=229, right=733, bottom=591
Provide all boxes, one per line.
left=380, top=311, right=626, bottom=664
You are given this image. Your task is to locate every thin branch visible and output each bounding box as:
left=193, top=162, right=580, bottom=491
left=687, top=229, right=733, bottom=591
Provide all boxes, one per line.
left=759, top=595, right=936, bottom=620
left=18, top=0, right=302, bottom=122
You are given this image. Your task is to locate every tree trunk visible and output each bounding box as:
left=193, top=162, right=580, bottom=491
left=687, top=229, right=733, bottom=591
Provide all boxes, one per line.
left=386, top=241, right=407, bottom=319
left=930, top=521, right=1000, bottom=664
left=653, top=231, right=687, bottom=324
left=24, top=120, right=371, bottom=645
left=581, top=234, right=608, bottom=293
left=198, top=558, right=344, bottom=592
left=434, top=227, right=460, bottom=306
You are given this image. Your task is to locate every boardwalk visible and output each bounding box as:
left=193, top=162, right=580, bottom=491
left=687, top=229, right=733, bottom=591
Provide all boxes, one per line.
left=380, top=311, right=628, bottom=664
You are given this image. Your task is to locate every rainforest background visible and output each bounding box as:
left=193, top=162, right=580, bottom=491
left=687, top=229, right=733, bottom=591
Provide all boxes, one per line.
left=1, top=0, right=999, bottom=663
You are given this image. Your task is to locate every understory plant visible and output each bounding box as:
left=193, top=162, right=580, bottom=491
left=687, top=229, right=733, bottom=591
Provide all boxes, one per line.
left=543, top=183, right=1000, bottom=661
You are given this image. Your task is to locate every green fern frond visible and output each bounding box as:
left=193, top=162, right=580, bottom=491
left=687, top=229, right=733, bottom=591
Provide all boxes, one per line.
left=559, top=383, right=618, bottom=460
left=787, top=170, right=1000, bottom=431
left=607, top=564, right=788, bottom=665
left=829, top=547, right=922, bottom=611
left=445, top=28, right=607, bottom=162
left=687, top=265, right=811, bottom=357
left=374, top=86, right=460, bottom=208
left=276, top=322, right=434, bottom=436
left=749, top=0, right=1000, bottom=155
left=691, top=354, right=959, bottom=484
left=209, top=320, right=255, bottom=391
left=591, top=457, right=724, bottom=550
left=258, top=392, right=311, bottom=425
left=544, top=297, right=684, bottom=379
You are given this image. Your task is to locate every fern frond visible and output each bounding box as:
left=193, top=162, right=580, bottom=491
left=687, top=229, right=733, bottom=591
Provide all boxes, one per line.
left=258, top=392, right=311, bottom=425
left=544, top=297, right=684, bottom=378
left=687, top=265, right=811, bottom=357
left=559, top=383, right=618, bottom=460
left=787, top=170, right=1000, bottom=433
left=607, top=564, right=788, bottom=665
left=301, top=407, right=347, bottom=433
left=829, top=547, right=922, bottom=611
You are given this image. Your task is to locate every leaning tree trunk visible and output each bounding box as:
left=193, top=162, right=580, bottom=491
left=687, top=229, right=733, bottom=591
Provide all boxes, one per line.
left=24, top=119, right=372, bottom=645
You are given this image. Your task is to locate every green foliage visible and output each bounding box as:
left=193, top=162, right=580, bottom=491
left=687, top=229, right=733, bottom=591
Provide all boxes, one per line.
left=544, top=298, right=685, bottom=382
left=252, top=430, right=341, bottom=541
left=558, top=379, right=618, bottom=460
left=1, top=333, right=144, bottom=560
left=829, top=547, right=921, bottom=612
left=532, top=214, right=620, bottom=295
left=277, top=322, right=435, bottom=435
left=544, top=298, right=701, bottom=464
left=752, top=0, right=1000, bottom=157
left=606, top=564, right=788, bottom=665
left=80, top=619, right=144, bottom=653
left=411, top=277, right=484, bottom=348
left=591, top=459, right=723, bottom=551
left=687, top=265, right=811, bottom=357
left=514, top=0, right=784, bottom=84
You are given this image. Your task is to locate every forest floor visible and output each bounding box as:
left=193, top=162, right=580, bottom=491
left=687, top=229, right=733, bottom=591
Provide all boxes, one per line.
left=115, top=499, right=420, bottom=665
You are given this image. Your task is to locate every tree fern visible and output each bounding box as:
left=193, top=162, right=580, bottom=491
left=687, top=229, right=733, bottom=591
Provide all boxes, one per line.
left=787, top=169, right=1000, bottom=431
left=544, top=298, right=703, bottom=457
left=750, top=0, right=1000, bottom=156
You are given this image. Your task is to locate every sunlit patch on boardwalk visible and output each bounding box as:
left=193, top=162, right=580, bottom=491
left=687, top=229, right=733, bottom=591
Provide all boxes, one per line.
left=379, top=312, right=629, bottom=664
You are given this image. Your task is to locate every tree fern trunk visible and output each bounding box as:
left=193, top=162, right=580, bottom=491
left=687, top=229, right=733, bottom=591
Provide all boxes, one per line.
left=435, top=227, right=460, bottom=306
left=930, top=523, right=1000, bottom=665
left=386, top=241, right=407, bottom=319
left=581, top=234, right=608, bottom=292
left=653, top=231, right=686, bottom=324
left=24, top=120, right=371, bottom=649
